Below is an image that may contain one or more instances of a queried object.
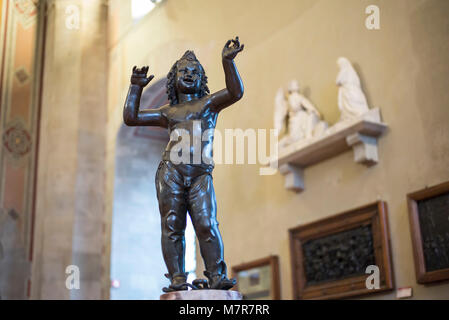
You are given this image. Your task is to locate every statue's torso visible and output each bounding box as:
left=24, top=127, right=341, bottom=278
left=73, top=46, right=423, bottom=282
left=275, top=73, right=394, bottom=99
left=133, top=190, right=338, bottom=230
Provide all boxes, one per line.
left=162, top=98, right=218, bottom=168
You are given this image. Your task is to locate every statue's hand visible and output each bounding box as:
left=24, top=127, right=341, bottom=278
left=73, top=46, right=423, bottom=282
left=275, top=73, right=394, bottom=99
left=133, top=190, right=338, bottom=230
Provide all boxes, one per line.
left=130, top=66, right=154, bottom=87
left=222, top=36, right=244, bottom=60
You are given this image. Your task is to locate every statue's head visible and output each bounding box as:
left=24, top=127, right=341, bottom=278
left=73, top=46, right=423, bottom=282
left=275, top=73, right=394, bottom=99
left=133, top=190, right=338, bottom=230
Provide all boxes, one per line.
left=288, top=80, right=300, bottom=94
left=337, top=57, right=352, bottom=69
left=166, top=51, right=210, bottom=105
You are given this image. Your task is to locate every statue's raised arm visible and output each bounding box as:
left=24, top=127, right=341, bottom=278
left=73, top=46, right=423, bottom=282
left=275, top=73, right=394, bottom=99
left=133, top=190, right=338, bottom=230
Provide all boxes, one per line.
left=123, top=66, right=169, bottom=127
left=209, top=36, right=244, bottom=112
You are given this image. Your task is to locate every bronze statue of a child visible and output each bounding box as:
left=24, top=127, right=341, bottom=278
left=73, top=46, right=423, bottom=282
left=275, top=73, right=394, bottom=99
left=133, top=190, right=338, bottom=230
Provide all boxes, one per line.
left=123, top=37, right=244, bottom=292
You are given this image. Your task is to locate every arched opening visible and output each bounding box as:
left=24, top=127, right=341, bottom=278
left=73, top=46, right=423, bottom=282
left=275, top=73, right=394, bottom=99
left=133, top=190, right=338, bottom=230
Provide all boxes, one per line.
left=110, top=79, right=196, bottom=299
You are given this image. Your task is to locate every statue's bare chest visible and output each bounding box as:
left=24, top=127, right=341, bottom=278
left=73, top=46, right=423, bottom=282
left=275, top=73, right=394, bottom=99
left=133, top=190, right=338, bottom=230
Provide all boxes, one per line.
left=166, top=102, right=217, bottom=130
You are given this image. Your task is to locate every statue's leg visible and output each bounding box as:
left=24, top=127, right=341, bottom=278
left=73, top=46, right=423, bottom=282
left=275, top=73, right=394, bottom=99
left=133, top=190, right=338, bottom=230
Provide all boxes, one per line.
left=155, top=161, right=188, bottom=289
left=187, top=173, right=236, bottom=289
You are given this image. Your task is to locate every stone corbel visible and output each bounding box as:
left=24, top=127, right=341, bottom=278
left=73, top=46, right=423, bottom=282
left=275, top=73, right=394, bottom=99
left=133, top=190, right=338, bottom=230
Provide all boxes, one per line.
left=346, top=133, right=379, bottom=166
left=279, top=164, right=304, bottom=193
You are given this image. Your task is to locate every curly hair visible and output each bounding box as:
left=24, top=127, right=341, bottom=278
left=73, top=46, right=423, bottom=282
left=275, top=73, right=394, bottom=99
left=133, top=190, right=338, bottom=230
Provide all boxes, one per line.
left=166, top=50, right=210, bottom=106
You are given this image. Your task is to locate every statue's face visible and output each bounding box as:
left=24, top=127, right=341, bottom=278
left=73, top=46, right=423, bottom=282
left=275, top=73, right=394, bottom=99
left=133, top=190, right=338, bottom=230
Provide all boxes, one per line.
left=175, top=60, right=203, bottom=94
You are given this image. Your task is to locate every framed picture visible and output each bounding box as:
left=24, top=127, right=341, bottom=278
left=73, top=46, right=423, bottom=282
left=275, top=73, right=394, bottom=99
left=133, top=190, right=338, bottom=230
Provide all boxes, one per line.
left=289, top=201, right=394, bottom=299
left=232, top=255, right=281, bottom=300
left=407, top=181, right=449, bottom=284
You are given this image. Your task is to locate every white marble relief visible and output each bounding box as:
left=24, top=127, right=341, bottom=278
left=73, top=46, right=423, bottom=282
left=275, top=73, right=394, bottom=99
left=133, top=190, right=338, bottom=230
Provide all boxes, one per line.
left=272, top=59, right=387, bottom=193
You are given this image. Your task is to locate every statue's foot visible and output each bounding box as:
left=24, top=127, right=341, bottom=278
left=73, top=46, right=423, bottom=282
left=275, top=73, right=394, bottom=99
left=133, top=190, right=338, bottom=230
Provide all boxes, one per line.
left=162, top=283, right=189, bottom=293
left=204, top=272, right=237, bottom=290
left=192, top=278, right=209, bottom=290
left=210, top=277, right=236, bottom=290
left=163, top=272, right=189, bottom=292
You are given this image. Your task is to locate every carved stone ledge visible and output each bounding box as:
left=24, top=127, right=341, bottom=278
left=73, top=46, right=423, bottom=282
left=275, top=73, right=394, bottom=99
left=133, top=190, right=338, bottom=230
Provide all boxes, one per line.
left=273, top=108, right=388, bottom=193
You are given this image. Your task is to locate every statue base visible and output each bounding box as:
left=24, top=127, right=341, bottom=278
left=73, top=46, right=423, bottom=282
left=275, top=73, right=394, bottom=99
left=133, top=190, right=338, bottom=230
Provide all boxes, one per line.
left=160, top=289, right=243, bottom=300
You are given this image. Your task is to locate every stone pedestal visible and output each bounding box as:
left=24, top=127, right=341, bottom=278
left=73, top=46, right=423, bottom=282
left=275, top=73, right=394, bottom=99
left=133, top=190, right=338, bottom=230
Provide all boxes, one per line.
left=160, top=289, right=243, bottom=300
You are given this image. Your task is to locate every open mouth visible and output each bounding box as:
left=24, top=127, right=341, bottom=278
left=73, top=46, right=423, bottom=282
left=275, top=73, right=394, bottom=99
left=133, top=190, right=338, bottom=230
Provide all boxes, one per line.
left=183, top=78, right=194, bottom=84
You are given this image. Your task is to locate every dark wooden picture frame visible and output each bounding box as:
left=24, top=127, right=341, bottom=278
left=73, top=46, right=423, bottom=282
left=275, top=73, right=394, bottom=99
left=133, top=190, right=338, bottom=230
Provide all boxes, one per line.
left=289, top=201, right=394, bottom=299
left=407, top=181, right=449, bottom=284
left=232, top=255, right=281, bottom=300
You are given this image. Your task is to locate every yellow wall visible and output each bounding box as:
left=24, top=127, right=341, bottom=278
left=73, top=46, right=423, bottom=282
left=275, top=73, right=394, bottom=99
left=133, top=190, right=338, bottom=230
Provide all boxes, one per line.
left=33, top=0, right=109, bottom=299
left=108, top=0, right=449, bottom=299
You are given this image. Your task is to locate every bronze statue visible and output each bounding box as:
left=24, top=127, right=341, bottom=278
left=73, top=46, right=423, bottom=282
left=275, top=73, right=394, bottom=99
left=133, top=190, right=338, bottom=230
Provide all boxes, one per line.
left=123, top=37, right=244, bottom=292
